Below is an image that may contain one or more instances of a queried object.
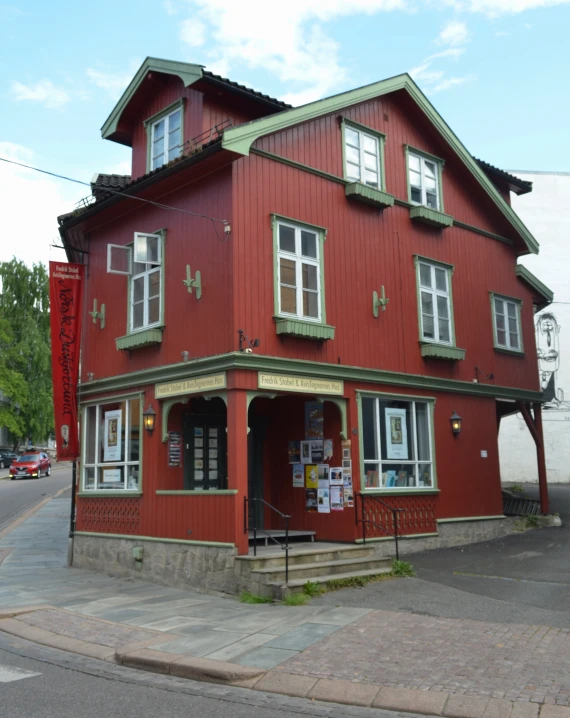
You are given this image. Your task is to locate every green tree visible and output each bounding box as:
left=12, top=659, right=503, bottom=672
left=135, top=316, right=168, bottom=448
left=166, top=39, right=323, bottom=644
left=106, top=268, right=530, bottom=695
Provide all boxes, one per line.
left=0, top=259, right=52, bottom=448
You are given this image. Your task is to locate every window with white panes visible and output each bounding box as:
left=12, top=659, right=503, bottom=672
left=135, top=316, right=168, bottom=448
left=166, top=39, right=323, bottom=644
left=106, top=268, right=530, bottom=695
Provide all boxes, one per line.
left=131, top=233, right=162, bottom=332
left=344, top=125, right=381, bottom=188
left=277, top=221, right=321, bottom=322
left=361, top=396, right=434, bottom=491
left=82, top=398, right=141, bottom=492
left=492, top=296, right=522, bottom=351
left=408, top=152, right=441, bottom=209
left=151, top=108, right=182, bottom=170
left=418, top=260, right=453, bottom=345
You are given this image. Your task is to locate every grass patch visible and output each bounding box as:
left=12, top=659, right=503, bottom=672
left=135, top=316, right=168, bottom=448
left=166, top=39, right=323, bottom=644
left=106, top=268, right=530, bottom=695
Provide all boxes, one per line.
left=525, top=514, right=539, bottom=528
left=391, top=558, right=416, bottom=577
left=283, top=592, right=309, bottom=606
left=510, top=483, right=525, bottom=493
left=240, top=591, right=273, bottom=604
left=303, top=580, right=324, bottom=598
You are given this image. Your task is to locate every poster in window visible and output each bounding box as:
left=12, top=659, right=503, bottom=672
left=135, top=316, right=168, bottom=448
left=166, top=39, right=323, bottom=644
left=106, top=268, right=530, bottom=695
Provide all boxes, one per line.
left=309, top=440, right=324, bottom=463
left=209, top=438, right=218, bottom=449
left=329, top=467, right=343, bottom=486
left=317, top=488, right=330, bottom=513
left=209, top=428, right=217, bottom=437
left=343, top=473, right=354, bottom=507
left=168, top=431, right=181, bottom=467
left=288, top=441, right=301, bottom=464
left=103, top=410, right=122, bottom=462
left=305, top=464, right=318, bottom=489
left=292, top=464, right=304, bottom=487
left=385, top=407, right=408, bottom=460
left=305, top=401, right=324, bottom=440
left=103, top=468, right=122, bottom=483
left=194, top=427, right=204, bottom=437
left=330, top=486, right=344, bottom=511
left=365, top=470, right=379, bottom=488
left=300, top=441, right=311, bottom=464
left=305, top=488, right=318, bottom=512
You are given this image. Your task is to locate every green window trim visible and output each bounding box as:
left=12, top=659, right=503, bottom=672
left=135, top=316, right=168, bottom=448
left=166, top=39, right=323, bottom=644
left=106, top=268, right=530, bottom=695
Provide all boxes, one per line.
left=341, top=118, right=387, bottom=191
left=272, top=214, right=330, bottom=336
left=118, top=229, right=167, bottom=351
left=405, top=144, right=445, bottom=212
left=345, top=183, right=394, bottom=210
left=356, top=390, right=438, bottom=493
left=490, top=292, right=524, bottom=354
left=420, top=343, right=465, bottom=361
left=409, top=206, right=453, bottom=229
left=156, top=490, right=238, bottom=495
left=80, top=393, right=144, bottom=495
left=414, top=255, right=458, bottom=350
left=145, top=99, right=186, bottom=174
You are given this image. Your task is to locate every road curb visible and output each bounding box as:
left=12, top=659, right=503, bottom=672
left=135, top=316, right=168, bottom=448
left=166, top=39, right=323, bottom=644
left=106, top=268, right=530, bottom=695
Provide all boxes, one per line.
left=0, top=611, right=568, bottom=717
left=0, top=484, right=70, bottom=539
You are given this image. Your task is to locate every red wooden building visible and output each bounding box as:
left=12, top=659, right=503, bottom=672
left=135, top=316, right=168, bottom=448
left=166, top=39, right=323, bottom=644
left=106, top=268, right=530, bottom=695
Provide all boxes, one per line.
left=58, top=57, right=553, bottom=595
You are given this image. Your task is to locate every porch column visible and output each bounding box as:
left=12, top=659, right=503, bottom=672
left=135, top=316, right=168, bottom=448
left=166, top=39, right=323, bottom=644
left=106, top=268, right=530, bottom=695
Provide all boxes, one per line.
left=227, top=388, right=249, bottom=555
left=533, top=402, right=549, bottom=515
left=518, top=401, right=550, bottom=515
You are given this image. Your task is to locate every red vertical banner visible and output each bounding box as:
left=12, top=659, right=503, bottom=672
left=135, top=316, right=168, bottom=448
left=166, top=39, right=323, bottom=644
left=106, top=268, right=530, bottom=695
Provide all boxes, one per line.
left=49, top=262, right=85, bottom=461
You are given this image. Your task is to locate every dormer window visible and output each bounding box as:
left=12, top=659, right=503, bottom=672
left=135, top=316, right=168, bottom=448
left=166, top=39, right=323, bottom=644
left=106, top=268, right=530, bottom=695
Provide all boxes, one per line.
left=145, top=100, right=185, bottom=172
left=151, top=109, right=182, bottom=170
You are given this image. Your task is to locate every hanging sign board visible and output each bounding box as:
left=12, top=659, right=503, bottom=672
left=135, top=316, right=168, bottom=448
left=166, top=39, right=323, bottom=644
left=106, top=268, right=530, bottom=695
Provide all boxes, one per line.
left=155, top=373, right=226, bottom=399
left=49, top=262, right=85, bottom=461
left=258, top=373, right=343, bottom=395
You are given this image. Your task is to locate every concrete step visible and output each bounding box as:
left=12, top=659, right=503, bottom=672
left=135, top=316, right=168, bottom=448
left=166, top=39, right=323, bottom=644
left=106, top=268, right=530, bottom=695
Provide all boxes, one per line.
left=269, top=567, right=394, bottom=599
left=236, top=544, right=378, bottom=570
left=252, top=556, right=393, bottom=584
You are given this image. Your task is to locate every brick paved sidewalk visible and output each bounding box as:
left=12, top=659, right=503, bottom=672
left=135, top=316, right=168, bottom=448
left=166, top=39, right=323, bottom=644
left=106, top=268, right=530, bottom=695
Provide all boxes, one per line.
left=277, top=609, right=570, bottom=708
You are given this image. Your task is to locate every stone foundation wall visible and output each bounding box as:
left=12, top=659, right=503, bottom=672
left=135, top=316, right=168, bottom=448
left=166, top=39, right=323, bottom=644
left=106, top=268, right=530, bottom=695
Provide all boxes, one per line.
left=72, top=533, right=238, bottom=594
left=366, top=516, right=521, bottom=558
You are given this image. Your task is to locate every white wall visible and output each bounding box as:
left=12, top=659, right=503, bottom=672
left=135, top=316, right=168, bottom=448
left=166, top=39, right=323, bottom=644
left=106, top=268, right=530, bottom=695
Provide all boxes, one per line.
left=499, top=172, right=570, bottom=484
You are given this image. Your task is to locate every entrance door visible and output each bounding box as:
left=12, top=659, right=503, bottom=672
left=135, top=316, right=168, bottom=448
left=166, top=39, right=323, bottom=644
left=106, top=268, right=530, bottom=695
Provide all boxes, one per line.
left=183, top=415, right=227, bottom=490
left=247, top=419, right=266, bottom=529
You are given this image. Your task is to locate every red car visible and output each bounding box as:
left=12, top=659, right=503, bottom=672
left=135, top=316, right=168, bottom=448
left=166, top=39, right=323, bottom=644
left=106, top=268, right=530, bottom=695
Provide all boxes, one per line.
left=9, top=452, right=51, bottom=479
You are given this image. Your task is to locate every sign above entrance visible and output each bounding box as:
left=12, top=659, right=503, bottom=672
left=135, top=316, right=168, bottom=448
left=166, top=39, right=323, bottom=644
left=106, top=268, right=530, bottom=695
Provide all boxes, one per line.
left=155, top=373, right=226, bottom=399
left=258, top=372, right=344, bottom=396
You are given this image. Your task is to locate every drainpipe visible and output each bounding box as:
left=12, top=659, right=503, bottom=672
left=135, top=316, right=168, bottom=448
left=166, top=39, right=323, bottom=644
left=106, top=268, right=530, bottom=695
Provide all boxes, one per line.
left=67, top=460, right=77, bottom=566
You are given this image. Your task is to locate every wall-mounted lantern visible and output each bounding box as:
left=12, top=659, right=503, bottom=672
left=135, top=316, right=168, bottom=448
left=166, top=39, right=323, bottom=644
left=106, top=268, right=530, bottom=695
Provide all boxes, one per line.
left=143, top=403, right=156, bottom=436
left=450, top=411, right=462, bottom=437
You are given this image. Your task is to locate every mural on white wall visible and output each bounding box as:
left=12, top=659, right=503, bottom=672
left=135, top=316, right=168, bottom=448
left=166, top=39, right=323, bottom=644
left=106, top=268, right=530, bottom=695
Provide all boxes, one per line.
left=537, top=312, right=570, bottom=416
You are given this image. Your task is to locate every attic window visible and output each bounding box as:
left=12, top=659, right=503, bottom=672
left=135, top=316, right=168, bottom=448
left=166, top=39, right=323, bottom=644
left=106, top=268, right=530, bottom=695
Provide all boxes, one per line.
left=151, top=108, right=182, bottom=170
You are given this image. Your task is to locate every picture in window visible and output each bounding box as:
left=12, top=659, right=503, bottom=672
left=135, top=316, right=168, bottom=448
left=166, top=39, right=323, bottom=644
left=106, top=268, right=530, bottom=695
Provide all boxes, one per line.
left=385, top=408, right=408, bottom=460
left=103, top=410, right=122, bottom=462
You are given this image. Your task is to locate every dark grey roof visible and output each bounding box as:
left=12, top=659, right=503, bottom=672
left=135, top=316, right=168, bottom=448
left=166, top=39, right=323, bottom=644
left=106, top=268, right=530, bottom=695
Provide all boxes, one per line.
left=474, top=158, right=532, bottom=195
left=202, top=70, right=291, bottom=110
left=91, top=173, right=132, bottom=199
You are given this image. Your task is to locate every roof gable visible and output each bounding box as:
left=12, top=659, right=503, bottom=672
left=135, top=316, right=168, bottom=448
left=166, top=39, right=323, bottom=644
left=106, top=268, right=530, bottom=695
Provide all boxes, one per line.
left=221, top=73, right=539, bottom=256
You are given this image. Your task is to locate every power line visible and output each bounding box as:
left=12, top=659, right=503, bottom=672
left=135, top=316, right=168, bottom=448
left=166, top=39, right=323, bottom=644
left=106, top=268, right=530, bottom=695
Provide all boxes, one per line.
left=0, top=155, right=231, bottom=242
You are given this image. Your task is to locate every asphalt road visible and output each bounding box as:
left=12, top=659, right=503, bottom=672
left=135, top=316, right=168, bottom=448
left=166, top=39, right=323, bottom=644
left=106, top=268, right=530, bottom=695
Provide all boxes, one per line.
left=0, top=465, right=72, bottom=533
left=0, top=636, right=416, bottom=718
left=314, top=484, right=570, bottom=627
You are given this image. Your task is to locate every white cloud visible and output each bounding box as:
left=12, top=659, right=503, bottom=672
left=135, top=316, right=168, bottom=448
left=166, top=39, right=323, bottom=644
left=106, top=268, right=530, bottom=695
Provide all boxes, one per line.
left=444, top=0, right=570, bottom=15
left=180, top=18, right=206, bottom=46
left=86, top=61, right=141, bottom=98
left=178, top=0, right=408, bottom=105
left=436, top=20, right=469, bottom=46
left=0, top=142, right=82, bottom=268
left=10, top=79, right=70, bottom=109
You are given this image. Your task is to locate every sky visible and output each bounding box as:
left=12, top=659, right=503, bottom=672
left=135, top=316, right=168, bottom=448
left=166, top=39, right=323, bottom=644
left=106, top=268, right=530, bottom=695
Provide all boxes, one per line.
left=1, top=0, right=569, bottom=268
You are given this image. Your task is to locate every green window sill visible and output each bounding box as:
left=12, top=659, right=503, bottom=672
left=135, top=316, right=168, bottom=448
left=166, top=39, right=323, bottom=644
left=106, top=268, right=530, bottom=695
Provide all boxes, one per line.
left=494, top=346, right=525, bottom=357
left=116, top=327, right=164, bottom=351
left=421, top=342, right=465, bottom=361
left=156, top=490, right=237, bottom=495
left=362, top=488, right=440, bottom=496
left=345, top=182, right=395, bottom=210
left=410, top=206, right=453, bottom=229
left=77, top=491, right=142, bottom=497
left=275, top=317, right=335, bottom=341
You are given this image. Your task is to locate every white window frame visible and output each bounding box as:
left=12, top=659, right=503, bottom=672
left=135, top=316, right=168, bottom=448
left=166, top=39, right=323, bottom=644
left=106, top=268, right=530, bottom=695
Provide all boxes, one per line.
left=150, top=108, right=182, bottom=171
left=344, top=124, right=382, bottom=189
left=408, top=151, right=441, bottom=210
left=417, top=260, right=453, bottom=346
left=131, top=233, right=162, bottom=333
left=360, top=394, right=435, bottom=492
left=276, top=220, right=322, bottom=323
left=81, top=397, right=141, bottom=493
left=492, top=294, right=522, bottom=352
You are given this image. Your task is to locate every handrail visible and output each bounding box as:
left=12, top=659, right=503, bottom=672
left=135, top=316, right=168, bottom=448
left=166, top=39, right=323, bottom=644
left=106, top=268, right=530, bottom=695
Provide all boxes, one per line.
left=244, top=496, right=292, bottom=583
left=355, top=493, right=404, bottom=561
